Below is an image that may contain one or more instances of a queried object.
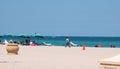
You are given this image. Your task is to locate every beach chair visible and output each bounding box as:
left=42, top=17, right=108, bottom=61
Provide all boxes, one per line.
left=42, top=42, right=52, bottom=46
left=70, top=42, right=78, bottom=47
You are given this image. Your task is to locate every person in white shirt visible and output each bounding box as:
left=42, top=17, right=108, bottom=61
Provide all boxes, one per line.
left=65, top=38, right=71, bottom=47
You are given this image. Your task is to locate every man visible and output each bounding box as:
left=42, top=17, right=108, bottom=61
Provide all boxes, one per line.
left=65, top=38, right=71, bottom=47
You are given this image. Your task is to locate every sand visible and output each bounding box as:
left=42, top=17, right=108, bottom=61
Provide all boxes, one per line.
left=0, top=45, right=120, bottom=69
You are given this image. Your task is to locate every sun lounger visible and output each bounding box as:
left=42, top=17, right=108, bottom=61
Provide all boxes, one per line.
left=42, top=42, right=52, bottom=46
left=70, top=42, right=78, bottom=47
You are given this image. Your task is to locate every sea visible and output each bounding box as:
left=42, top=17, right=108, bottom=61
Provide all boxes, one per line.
left=0, top=36, right=120, bottom=48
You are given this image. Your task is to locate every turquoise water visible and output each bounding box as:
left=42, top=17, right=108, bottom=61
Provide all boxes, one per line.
left=0, top=36, right=120, bottom=48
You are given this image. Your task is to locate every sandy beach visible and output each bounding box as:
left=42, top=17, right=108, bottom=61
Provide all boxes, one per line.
left=0, top=45, right=120, bottom=69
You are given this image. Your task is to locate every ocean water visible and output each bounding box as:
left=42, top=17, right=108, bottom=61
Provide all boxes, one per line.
left=0, top=36, right=120, bottom=48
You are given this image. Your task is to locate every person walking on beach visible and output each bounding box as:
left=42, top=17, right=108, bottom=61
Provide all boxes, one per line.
left=65, top=38, right=71, bottom=47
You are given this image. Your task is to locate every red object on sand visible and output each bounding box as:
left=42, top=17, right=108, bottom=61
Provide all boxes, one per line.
left=82, top=45, right=86, bottom=51
left=97, top=45, right=102, bottom=48
left=31, top=44, right=37, bottom=46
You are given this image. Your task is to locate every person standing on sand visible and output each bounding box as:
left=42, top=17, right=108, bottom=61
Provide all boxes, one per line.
left=65, top=38, right=71, bottom=47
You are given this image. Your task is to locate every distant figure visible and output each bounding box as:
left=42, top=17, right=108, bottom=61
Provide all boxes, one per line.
left=25, top=39, right=30, bottom=45
left=0, top=40, right=2, bottom=44
left=81, top=44, right=86, bottom=51
left=95, top=45, right=98, bottom=47
left=14, top=41, right=20, bottom=44
left=95, top=44, right=102, bottom=48
left=110, top=45, right=115, bottom=48
left=30, top=41, right=37, bottom=46
left=65, top=38, right=71, bottom=47
left=9, top=39, right=13, bottom=43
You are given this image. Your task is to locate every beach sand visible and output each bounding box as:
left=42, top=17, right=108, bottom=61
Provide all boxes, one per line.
left=0, top=45, right=120, bottom=69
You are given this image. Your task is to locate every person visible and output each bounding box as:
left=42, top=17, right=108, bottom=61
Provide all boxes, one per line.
left=9, top=39, right=13, bottom=43
left=110, top=45, right=115, bottom=48
left=65, top=38, right=71, bottom=47
left=14, top=41, right=20, bottom=44
left=25, top=39, right=30, bottom=45
left=0, top=40, right=2, bottom=44
left=30, top=41, right=37, bottom=46
left=81, top=44, right=86, bottom=50
left=95, top=44, right=102, bottom=48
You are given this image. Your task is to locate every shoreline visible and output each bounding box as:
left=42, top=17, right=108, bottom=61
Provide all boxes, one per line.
left=1, top=44, right=119, bottom=48
left=0, top=36, right=120, bottom=48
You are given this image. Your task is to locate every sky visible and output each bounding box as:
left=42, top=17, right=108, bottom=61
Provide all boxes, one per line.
left=0, top=0, right=120, bottom=36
